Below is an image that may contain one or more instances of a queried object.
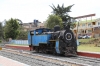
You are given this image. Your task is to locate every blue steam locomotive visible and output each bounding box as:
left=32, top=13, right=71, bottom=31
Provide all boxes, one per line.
left=28, top=25, right=77, bottom=56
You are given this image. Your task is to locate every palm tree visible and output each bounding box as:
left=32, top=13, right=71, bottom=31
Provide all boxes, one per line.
left=16, top=19, right=23, bottom=26
left=50, top=4, right=74, bottom=24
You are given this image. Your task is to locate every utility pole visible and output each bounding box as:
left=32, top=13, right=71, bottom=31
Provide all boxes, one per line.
left=76, top=22, right=79, bottom=39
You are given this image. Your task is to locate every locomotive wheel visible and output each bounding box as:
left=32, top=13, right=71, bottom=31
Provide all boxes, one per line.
left=29, top=44, right=34, bottom=51
left=40, top=45, right=47, bottom=53
left=74, top=46, right=77, bottom=53
left=73, top=39, right=77, bottom=53
left=43, top=49, right=47, bottom=53
left=53, top=49, right=57, bottom=55
left=29, top=45, right=32, bottom=51
left=35, top=47, right=39, bottom=52
left=41, top=48, right=46, bottom=53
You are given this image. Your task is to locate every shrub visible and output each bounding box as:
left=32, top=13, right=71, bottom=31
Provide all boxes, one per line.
left=0, top=40, right=2, bottom=43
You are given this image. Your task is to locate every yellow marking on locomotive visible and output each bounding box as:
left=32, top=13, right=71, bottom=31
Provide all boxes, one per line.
left=0, top=47, right=2, bottom=50
left=49, top=40, right=56, bottom=42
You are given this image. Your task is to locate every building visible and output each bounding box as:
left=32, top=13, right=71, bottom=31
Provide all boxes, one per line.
left=73, top=14, right=100, bottom=38
left=73, top=18, right=100, bottom=38
left=22, top=22, right=45, bottom=31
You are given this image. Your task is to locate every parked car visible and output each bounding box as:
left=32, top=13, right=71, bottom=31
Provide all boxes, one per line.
left=78, top=35, right=83, bottom=39
left=82, top=35, right=91, bottom=39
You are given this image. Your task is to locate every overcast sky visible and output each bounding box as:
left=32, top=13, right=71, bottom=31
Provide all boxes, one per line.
left=0, top=0, right=100, bottom=23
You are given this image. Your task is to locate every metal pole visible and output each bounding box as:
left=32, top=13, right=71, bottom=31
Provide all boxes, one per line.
left=76, top=22, right=79, bottom=39
left=86, top=17, right=87, bottom=34
left=76, top=20, right=80, bottom=46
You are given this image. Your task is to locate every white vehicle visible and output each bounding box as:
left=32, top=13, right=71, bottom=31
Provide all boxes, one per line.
left=82, top=35, right=91, bottom=39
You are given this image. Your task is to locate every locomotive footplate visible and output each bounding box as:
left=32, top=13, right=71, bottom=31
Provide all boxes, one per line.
left=64, top=47, right=77, bottom=56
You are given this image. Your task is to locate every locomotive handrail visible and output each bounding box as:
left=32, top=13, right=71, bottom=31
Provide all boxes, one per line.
left=49, top=40, right=56, bottom=41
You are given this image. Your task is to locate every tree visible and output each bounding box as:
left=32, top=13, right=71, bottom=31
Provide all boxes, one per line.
left=17, top=26, right=28, bottom=40
left=0, top=23, right=3, bottom=40
left=4, top=18, right=20, bottom=39
left=50, top=4, right=75, bottom=28
left=17, top=30, right=28, bottom=40
left=46, top=14, right=63, bottom=29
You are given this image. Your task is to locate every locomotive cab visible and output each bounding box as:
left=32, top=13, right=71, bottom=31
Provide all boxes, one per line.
left=28, top=28, right=52, bottom=52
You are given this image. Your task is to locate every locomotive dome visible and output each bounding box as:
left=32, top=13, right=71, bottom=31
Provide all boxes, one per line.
left=54, top=25, right=60, bottom=32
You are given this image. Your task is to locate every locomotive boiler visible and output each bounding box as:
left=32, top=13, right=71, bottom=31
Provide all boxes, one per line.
left=28, top=25, right=77, bottom=56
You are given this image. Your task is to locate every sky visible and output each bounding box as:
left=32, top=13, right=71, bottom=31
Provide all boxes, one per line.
left=0, top=0, right=100, bottom=23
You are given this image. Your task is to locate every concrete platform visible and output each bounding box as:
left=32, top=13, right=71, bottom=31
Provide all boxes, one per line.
left=0, top=55, right=29, bottom=66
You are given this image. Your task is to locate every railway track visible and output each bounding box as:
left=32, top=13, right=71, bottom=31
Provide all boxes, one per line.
left=30, top=52, right=100, bottom=66
left=1, top=48, right=86, bottom=66
left=0, top=44, right=100, bottom=66
left=1, top=48, right=100, bottom=66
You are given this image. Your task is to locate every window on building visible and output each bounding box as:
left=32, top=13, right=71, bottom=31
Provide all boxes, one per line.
left=88, top=30, right=92, bottom=33
left=92, top=22, right=96, bottom=25
left=82, top=24, right=85, bottom=27
left=88, top=23, right=91, bottom=27
left=98, top=22, right=100, bottom=25
left=78, top=30, right=81, bottom=33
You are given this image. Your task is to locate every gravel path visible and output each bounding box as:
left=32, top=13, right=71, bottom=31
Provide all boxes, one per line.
left=0, top=51, right=63, bottom=66
left=0, top=44, right=100, bottom=66
left=0, top=48, right=83, bottom=66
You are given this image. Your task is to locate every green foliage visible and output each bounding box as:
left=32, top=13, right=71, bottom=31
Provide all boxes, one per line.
left=9, top=44, right=28, bottom=46
left=4, top=18, right=20, bottom=39
left=0, top=23, right=3, bottom=40
left=79, top=38, right=96, bottom=44
left=78, top=44, right=100, bottom=52
left=17, top=28, right=28, bottom=40
left=50, top=4, right=75, bottom=28
left=0, top=40, right=2, bottom=43
left=50, top=4, right=74, bottom=22
left=46, top=14, right=63, bottom=29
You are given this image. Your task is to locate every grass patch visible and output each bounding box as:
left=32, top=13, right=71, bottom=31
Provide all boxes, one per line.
left=78, top=44, right=100, bottom=52
left=8, top=44, right=29, bottom=46
left=79, top=38, right=95, bottom=43
left=78, top=38, right=100, bottom=52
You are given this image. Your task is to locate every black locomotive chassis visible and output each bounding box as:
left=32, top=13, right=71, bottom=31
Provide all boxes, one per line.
left=64, top=47, right=77, bottom=56
left=58, top=39, right=77, bottom=56
left=59, top=45, right=77, bottom=56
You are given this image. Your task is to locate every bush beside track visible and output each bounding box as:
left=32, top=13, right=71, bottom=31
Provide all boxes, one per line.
left=79, top=38, right=100, bottom=47
left=78, top=38, right=100, bottom=52
left=0, top=40, right=2, bottom=43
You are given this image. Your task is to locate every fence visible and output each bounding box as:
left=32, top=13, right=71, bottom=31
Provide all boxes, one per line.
left=8, top=40, right=79, bottom=45
left=9, top=40, right=28, bottom=45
